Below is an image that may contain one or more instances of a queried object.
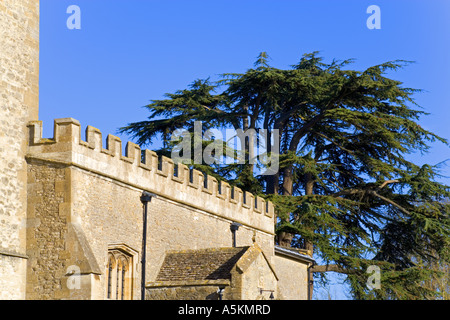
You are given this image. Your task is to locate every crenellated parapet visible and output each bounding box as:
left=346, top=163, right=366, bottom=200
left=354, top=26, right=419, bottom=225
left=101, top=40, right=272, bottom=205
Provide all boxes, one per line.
left=27, top=118, right=275, bottom=234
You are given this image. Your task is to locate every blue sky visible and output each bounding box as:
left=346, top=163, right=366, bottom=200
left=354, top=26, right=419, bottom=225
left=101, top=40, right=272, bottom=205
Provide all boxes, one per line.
left=40, top=0, right=450, bottom=299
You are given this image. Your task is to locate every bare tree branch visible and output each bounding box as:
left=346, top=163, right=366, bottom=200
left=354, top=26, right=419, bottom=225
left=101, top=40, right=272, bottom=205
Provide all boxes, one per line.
left=377, top=179, right=400, bottom=190
left=368, top=190, right=412, bottom=216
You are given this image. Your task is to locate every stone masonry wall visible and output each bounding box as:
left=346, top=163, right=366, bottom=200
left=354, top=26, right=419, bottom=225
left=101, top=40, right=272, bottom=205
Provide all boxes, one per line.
left=71, top=164, right=274, bottom=300
left=26, top=159, right=103, bottom=300
left=0, top=0, right=39, bottom=299
left=26, top=161, right=68, bottom=300
left=274, top=255, right=309, bottom=300
left=71, top=168, right=143, bottom=300
left=146, top=284, right=229, bottom=300
left=240, top=254, right=277, bottom=300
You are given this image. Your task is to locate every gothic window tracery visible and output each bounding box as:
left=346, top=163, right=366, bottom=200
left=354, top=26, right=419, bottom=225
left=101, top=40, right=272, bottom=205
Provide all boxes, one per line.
left=106, top=249, right=133, bottom=300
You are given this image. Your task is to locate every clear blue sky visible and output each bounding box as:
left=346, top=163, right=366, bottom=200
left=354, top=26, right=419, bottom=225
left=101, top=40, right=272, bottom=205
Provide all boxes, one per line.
left=40, top=0, right=450, bottom=299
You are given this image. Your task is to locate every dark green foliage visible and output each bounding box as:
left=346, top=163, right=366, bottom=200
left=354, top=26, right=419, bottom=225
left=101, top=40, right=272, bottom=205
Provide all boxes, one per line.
left=120, top=52, right=450, bottom=299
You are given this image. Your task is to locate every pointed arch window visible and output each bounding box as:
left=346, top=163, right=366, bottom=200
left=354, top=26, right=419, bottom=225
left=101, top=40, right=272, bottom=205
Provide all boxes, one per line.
left=106, top=246, right=136, bottom=300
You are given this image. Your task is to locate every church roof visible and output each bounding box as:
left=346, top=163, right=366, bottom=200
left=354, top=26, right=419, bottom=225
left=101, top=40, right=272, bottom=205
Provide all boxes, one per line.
left=156, top=247, right=250, bottom=281
left=275, top=245, right=316, bottom=264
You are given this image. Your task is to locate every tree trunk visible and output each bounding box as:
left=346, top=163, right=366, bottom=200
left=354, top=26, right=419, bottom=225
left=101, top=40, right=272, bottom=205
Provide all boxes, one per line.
left=240, top=106, right=254, bottom=189
left=304, top=172, right=315, bottom=299
left=277, top=164, right=295, bottom=247
left=304, top=172, right=314, bottom=253
left=266, top=172, right=279, bottom=195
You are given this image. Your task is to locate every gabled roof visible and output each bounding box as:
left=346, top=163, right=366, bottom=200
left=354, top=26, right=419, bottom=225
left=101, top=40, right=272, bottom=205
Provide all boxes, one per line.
left=156, top=247, right=250, bottom=281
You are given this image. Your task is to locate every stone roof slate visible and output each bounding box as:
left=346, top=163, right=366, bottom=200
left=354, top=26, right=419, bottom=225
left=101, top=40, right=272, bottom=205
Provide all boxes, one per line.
left=156, top=247, right=250, bottom=281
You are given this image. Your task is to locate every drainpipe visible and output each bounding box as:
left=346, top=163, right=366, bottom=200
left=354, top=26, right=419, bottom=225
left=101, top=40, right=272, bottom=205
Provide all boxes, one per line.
left=307, top=264, right=311, bottom=300
left=307, top=261, right=316, bottom=300
left=140, top=191, right=156, bottom=300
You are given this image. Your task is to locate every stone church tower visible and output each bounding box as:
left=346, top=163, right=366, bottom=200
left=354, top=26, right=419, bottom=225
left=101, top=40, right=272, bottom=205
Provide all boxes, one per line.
left=0, top=0, right=40, bottom=299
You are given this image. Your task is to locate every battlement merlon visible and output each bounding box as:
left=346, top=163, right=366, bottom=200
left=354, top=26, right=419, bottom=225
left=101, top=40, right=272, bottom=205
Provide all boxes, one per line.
left=26, top=118, right=275, bottom=234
